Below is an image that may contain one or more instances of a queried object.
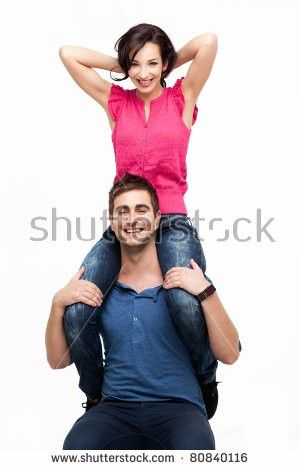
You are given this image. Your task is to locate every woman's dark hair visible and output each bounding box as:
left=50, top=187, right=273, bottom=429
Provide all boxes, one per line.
left=111, top=23, right=177, bottom=87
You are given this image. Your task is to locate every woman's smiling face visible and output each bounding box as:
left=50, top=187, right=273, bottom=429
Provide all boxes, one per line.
left=128, top=42, right=166, bottom=97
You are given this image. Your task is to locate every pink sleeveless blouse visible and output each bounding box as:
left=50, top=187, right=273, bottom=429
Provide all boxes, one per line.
left=108, top=77, right=198, bottom=214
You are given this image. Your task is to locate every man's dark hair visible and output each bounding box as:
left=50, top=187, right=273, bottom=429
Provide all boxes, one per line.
left=108, top=172, right=160, bottom=216
left=111, top=23, right=177, bottom=88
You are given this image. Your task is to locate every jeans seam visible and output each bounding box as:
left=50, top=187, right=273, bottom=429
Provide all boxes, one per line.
left=101, top=433, right=151, bottom=449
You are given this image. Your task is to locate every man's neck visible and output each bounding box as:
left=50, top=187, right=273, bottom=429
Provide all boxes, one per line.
left=117, top=239, right=163, bottom=293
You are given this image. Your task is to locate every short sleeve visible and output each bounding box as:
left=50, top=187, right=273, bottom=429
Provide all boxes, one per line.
left=107, top=83, right=126, bottom=121
left=172, top=77, right=198, bottom=126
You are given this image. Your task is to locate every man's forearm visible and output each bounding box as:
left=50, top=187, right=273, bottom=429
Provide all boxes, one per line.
left=45, top=299, right=72, bottom=369
left=200, top=291, right=240, bottom=364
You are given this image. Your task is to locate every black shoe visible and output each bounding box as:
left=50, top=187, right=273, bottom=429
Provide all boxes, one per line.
left=200, top=380, right=220, bottom=420
left=82, top=398, right=100, bottom=412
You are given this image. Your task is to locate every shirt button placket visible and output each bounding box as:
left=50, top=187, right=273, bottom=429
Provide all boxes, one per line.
left=141, top=124, right=148, bottom=174
left=132, top=296, right=139, bottom=343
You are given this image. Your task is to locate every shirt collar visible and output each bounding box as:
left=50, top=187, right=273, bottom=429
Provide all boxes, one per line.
left=115, top=281, right=163, bottom=302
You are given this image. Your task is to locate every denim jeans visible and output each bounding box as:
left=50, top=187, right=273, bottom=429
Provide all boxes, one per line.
left=63, top=399, right=215, bottom=450
left=63, top=214, right=218, bottom=400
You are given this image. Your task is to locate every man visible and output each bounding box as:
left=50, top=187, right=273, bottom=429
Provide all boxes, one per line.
left=45, top=173, right=241, bottom=450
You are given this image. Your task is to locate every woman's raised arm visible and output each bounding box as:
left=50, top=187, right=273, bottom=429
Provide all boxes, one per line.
left=59, top=46, right=123, bottom=109
left=174, top=33, right=218, bottom=102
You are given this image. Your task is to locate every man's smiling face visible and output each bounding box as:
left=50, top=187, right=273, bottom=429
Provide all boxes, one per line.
left=110, top=189, right=161, bottom=247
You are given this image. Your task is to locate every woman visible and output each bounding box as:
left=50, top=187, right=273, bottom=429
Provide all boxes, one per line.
left=59, top=23, right=219, bottom=418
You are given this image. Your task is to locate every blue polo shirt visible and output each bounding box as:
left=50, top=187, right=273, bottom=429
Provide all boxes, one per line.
left=98, top=281, right=206, bottom=416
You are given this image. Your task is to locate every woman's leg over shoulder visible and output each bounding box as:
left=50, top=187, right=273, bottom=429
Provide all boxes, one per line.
left=156, top=216, right=217, bottom=379
left=63, top=228, right=121, bottom=399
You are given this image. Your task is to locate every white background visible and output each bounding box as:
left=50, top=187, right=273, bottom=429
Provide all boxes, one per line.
left=1, top=0, right=299, bottom=467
